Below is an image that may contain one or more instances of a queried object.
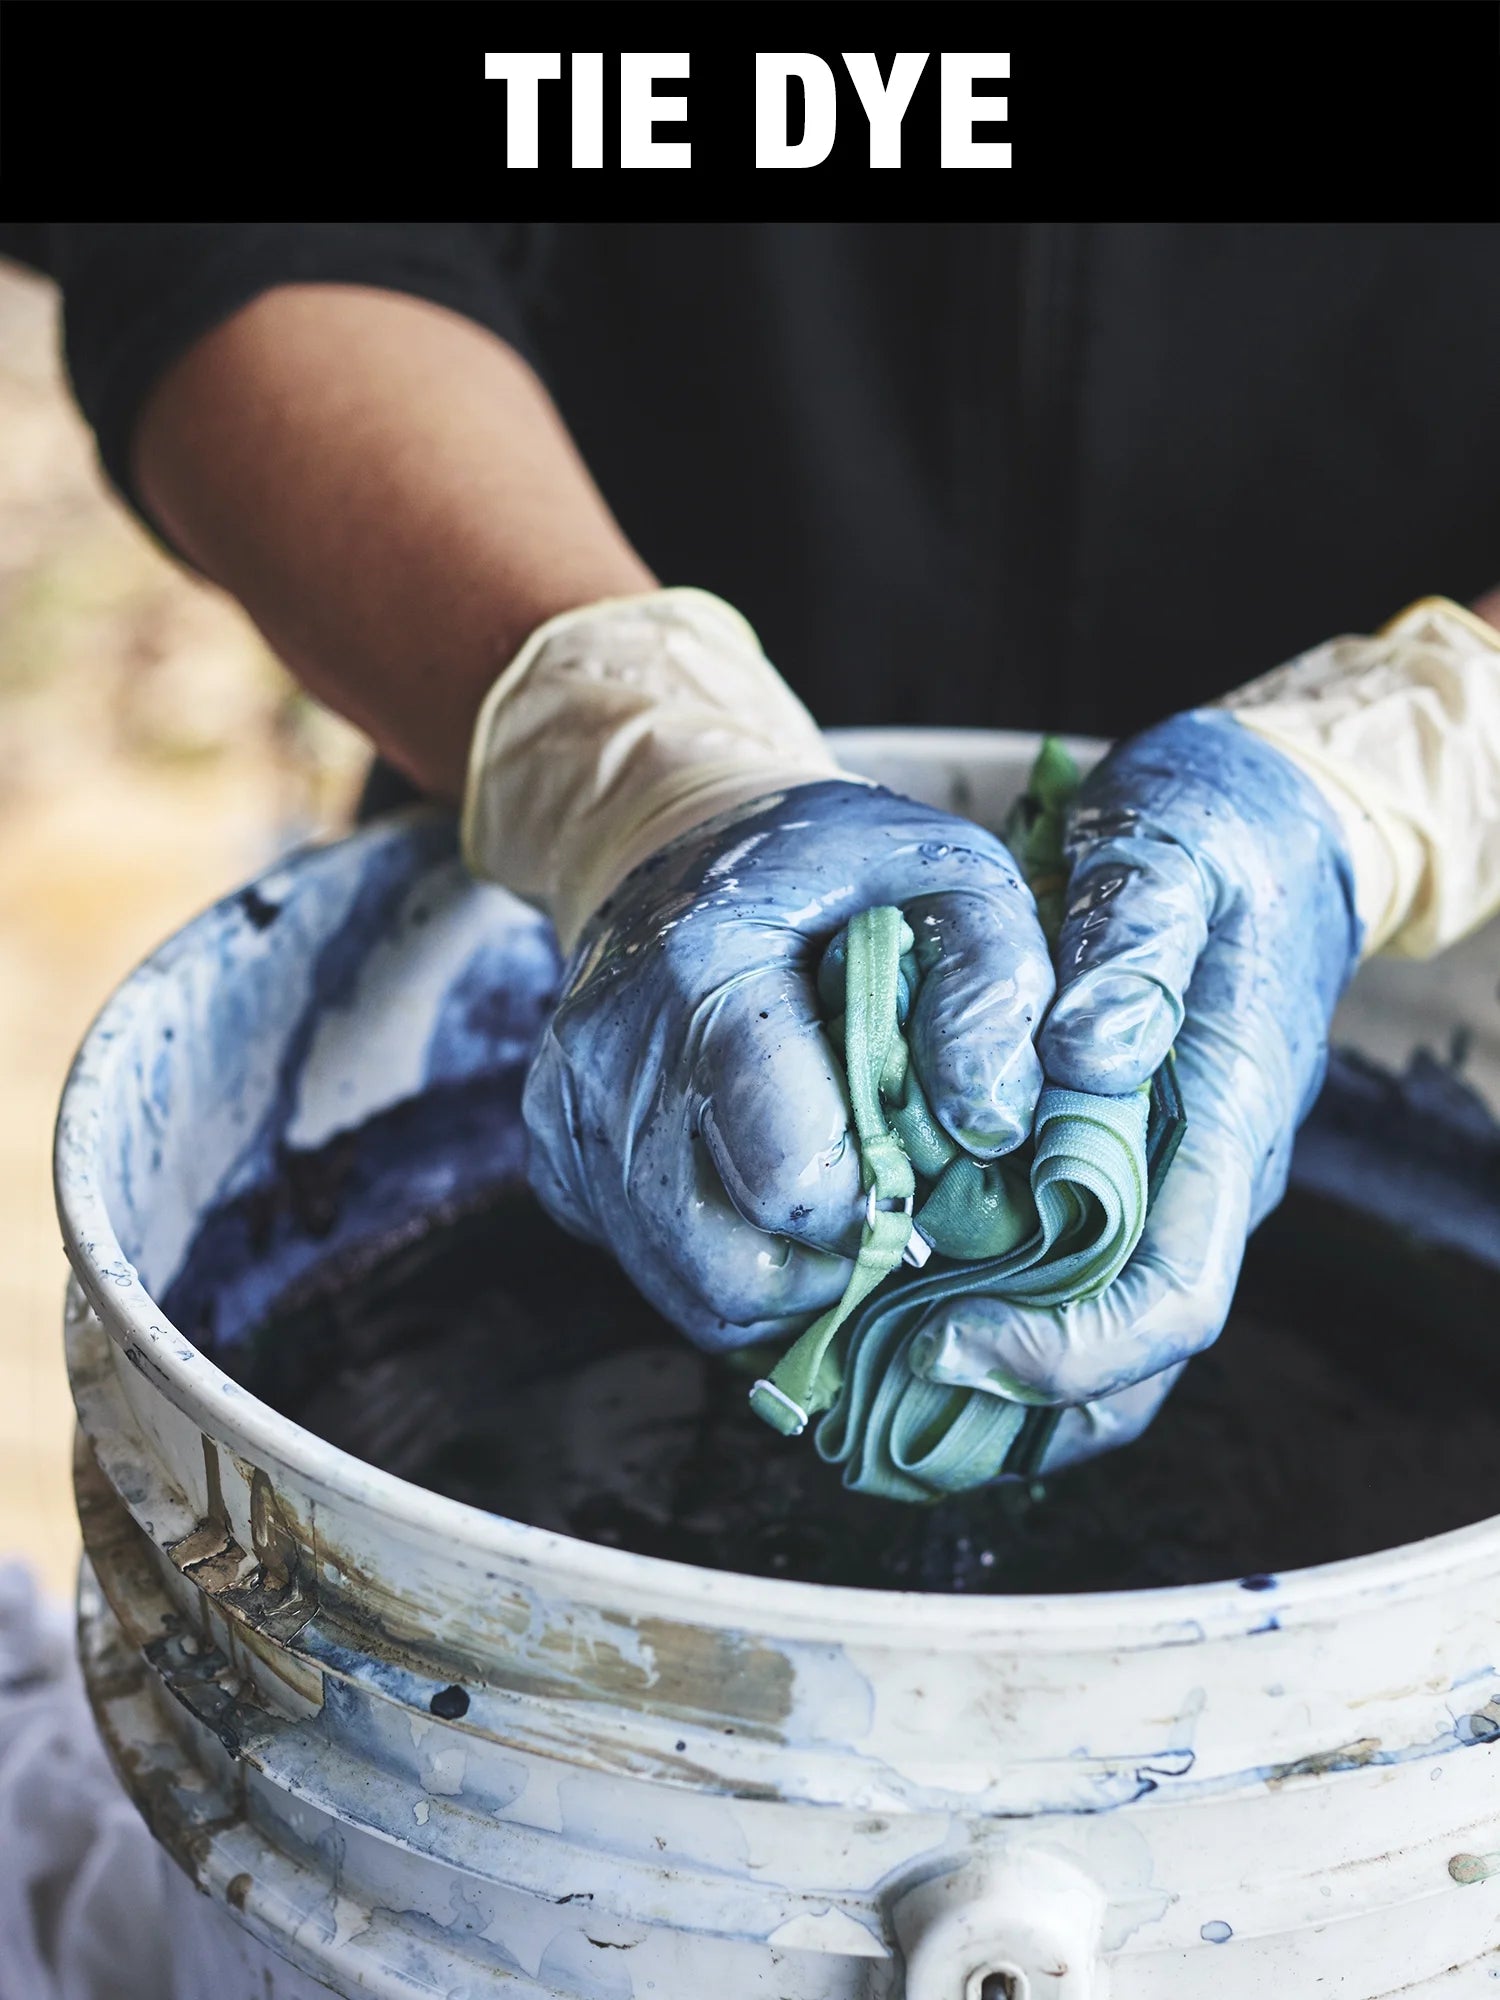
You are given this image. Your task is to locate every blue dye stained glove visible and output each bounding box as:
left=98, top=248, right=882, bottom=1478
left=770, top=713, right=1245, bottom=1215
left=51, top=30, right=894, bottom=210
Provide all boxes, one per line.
left=462, top=591, right=1052, bottom=1352
left=911, top=707, right=1364, bottom=1469
left=908, top=599, right=1500, bottom=1475
left=522, top=779, right=1056, bottom=1352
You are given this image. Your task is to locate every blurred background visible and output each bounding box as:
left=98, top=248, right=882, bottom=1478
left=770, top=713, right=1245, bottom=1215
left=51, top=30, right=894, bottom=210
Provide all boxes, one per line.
left=0, top=258, right=370, bottom=1592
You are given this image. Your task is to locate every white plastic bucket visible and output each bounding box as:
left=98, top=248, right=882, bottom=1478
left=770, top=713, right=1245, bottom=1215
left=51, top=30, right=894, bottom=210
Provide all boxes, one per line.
left=58, top=730, right=1500, bottom=1998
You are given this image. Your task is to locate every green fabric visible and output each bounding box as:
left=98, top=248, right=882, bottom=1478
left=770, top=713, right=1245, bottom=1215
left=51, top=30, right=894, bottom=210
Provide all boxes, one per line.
left=1002, top=733, right=1080, bottom=942
left=748, top=738, right=1185, bottom=1501
left=811, top=1077, right=1149, bottom=1500
left=746, top=906, right=919, bottom=1438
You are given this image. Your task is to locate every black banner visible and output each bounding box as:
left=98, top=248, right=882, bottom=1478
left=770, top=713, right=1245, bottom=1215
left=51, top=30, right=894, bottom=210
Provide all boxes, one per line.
left=2, top=2, right=1497, bottom=218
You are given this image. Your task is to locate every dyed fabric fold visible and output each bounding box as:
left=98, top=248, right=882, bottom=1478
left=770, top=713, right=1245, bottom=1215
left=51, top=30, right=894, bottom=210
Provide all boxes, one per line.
left=749, top=742, right=1184, bottom=1501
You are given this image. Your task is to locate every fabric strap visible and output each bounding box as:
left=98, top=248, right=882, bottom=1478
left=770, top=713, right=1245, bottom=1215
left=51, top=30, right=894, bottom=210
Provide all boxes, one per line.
left=748, top=740, right=1185, bottom=1501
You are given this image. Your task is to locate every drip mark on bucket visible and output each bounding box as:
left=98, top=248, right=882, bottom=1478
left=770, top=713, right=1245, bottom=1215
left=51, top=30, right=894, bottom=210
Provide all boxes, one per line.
left=1200, top=1920, right=1233, bottom=1944
left=1450, top=1852, right=1500, bottom=1885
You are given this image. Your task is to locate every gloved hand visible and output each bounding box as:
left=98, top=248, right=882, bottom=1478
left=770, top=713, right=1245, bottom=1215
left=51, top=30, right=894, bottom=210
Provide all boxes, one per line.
left=463, top=590, right=1055, bottom=1350
left=912, top=597, right=1500, bottom=1471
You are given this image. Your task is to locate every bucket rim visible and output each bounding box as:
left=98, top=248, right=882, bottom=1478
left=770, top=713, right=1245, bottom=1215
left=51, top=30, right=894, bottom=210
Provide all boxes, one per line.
left=54, top=739, right=1500, bottom=1649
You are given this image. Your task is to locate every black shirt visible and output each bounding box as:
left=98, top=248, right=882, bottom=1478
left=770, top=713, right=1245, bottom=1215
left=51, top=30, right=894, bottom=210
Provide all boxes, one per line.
left=5, top=221, right=1499, bottom=737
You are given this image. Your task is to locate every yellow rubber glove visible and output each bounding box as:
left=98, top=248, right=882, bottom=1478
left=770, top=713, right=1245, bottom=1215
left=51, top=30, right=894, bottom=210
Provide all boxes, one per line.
left=1219, top=596, right=1500, bottom=958
left=461, top=588, right=846, bottom=951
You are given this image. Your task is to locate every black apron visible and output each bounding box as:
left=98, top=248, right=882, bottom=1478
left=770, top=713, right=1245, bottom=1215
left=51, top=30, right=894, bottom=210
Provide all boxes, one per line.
left=10, top=219, right=1500, bottom=746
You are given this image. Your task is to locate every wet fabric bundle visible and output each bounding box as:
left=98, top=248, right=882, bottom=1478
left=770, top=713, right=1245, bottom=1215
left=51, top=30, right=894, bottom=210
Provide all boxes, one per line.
left=749, top=743, right=1185, bottom=1501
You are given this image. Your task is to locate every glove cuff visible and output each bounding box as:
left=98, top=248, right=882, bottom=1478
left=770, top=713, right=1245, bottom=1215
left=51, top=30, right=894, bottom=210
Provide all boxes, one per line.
left=1216, top=596, right=1500, bottom=959
left=461, top=588, right=844, bottom=951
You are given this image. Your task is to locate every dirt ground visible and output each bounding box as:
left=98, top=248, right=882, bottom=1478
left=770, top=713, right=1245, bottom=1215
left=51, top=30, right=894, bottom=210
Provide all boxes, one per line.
left=0, top=262, right=368, bottom=1593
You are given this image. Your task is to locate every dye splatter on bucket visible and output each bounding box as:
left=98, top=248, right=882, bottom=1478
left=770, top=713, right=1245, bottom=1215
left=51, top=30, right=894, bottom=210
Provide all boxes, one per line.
left=59, top=732, right=1500, bottom=1997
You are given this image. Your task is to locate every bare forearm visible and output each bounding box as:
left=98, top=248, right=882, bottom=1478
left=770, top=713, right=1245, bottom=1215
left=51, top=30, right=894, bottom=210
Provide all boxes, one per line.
left=133, top=285, right=657, bottom=798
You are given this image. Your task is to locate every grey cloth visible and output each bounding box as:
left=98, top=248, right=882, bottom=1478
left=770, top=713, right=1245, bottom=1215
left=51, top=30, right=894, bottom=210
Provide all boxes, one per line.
left=0, top=1563, right=314, bottom=2000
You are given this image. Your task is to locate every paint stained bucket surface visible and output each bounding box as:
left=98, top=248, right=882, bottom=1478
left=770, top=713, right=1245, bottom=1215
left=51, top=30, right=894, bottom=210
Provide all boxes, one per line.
left=57, top=731, right=1500, bottom=1998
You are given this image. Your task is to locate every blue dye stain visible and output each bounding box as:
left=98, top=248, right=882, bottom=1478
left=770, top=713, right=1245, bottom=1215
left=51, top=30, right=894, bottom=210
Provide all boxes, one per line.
left=1201, top=1920, right=1233, bottom=1945
left=239, top=886, right=282, bottom=931
left=1451, top=1664, right=1496, bottom=1690
left=1240, top=1574, right=1277, bottom=1592
left=1250, top=1614, right=1281, bottom=1635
